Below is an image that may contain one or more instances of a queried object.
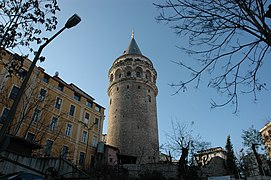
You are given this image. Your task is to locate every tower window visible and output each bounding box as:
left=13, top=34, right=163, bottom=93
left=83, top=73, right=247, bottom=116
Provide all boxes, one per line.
left=127, top=71, right=131, bottom=77
left=138, top=86, right=141, bottom=89
left=136, top=71, right=141, bottom=77
left=148, top=95, right=151, bottom=102
left=117, top=87, right=119, bottom=91
left=127, top=85, right=129, bottom=89
left=115, top=69, right=122, bottom=79
left=146, top=70, right=151, bottom=81
left=110, top=74, right=114, bottom=82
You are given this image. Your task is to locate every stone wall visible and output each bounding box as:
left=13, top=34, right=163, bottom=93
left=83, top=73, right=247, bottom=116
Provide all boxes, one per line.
left=107, top=53, right=159, bottom=164
left=123, top=163, right=178, bottom=179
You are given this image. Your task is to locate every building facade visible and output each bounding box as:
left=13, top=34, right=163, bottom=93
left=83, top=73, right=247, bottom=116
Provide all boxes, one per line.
left=0, top=50, right=105, bottom=168
left=195, top=147, right=227, bottom=167
left=260, top=122, right=271, bottom=159
left=106, top=33, right=159, bottom=164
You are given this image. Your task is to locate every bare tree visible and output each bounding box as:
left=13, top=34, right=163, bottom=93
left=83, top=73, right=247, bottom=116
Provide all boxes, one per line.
left=0, top=0, right=60, bottom=75
left=0, top=74, right=66, bottom=157
left=154, top=0, right=271, bottom=112
left=242, top=126, right=265, bottom=175
left=166, top=120, right=210, bottom=179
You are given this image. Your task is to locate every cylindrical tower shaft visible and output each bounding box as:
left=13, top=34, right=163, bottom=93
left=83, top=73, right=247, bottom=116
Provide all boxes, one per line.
left=107, top=35, right=159, bottom=164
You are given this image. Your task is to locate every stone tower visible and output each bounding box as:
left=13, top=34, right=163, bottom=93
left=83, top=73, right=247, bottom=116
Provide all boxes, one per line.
left=107, top=33, right=159, bottom=164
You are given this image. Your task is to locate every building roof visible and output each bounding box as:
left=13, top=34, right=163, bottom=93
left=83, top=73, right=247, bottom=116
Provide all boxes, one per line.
left=196, top=147, right=226, bottom=155
left=123, top=32, right=142, bottom=55
left=260, top=122, right=271, bottom=133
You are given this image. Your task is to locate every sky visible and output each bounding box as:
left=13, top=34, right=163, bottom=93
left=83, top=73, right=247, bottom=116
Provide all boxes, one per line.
left=18, top=1, right=271, bottom=155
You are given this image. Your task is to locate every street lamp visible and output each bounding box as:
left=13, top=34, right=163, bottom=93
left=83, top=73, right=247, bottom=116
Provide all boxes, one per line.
left=0, top=14, right=81, bottom=152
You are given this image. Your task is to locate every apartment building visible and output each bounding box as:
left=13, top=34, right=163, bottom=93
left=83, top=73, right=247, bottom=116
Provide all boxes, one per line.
left=0, top=50, right=105, bottom=168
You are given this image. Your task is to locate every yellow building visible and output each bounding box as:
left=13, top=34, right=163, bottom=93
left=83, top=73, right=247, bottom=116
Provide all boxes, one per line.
left=0, top=50, right=105, bottom=169
left=260, top=122, right=271, bottom=159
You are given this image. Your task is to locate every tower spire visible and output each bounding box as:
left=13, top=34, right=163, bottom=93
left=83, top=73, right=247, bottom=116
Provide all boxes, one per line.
left=124, top=31, right=142, bottom=55
left=132, top=30, right=134, bottom=39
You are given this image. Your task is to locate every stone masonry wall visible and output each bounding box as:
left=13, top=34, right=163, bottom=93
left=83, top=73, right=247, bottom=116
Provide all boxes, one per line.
left=107, top=54, right=159, bottom=164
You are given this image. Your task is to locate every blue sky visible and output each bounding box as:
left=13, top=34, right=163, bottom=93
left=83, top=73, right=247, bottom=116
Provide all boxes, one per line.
left=24, top=1, right=271, bottom=154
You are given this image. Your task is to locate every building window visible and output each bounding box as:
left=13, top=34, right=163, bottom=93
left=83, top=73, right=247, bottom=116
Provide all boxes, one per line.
left=74, top=93, right=81, bottom=101
left=32, top=108, right=41, bottom=122
left=0, top=108, right=10, bottom=123
left=69, top=105, right=75, bottom=116
left=86, top=101, right=93, bottom=108
left=9, top=85, right=20, bottom=100
left=65, top=124, right=72, bottom=136
left=26, top=132, right=35, bottom=142
left=55, top=97, right=62, bottom=109
left=39, top=88, right=46, bottom=101
left=95, top=105, right=100, bottom=112
left=44, top=140, right=53, bottom=156
left=50, top=117, right=58, bottom=131
left=79, top=152, right=85, bottom=165
left=43, top=74, right=50, bottom=83
left=94, top=118, right=99, bottom=127
left=58, top=83, right=64, bottom=91
left=18, top=69, right=27, bottom=79
left=61, top=145, right=69, bottom=159
left=92, top=135, right=98, bottom=147
left=82, top=131, right=87, bottom=143
left=85, top=112, right=90, bottom=124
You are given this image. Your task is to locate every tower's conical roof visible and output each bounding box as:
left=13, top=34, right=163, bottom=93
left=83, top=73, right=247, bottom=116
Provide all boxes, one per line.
left=123, top=32, right=142, bottom=55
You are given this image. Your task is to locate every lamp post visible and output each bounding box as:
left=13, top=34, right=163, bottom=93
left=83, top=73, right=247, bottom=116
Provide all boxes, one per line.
left=0, top=14, right=81, bottom=152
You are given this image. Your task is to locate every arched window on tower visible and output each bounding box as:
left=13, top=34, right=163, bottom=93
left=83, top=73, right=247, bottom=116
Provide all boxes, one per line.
left=110, top=74, right=114, bottom=82
left=115, top=69, right=122, bottom=79
left=135, top=67, right=143, bottom=78
left=125, top=66, right=132, bottom=77
left=153, top=76, right=156, bottom=83
left=146, top=70, right=151, bottom=81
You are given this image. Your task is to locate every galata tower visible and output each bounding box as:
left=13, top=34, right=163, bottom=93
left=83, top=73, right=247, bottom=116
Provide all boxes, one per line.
left=107, top=32, right=159, bottom=164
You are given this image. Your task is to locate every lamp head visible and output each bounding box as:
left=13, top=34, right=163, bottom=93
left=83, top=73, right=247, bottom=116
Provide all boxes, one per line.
left=65, top=14, right=81, bottom=29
